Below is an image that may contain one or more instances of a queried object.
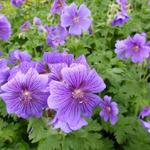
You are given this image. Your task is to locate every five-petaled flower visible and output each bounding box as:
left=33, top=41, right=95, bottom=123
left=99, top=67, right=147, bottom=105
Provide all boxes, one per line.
left=99, top=96, right=119, bottom=125
left=61, top=3, right=92, bottom=35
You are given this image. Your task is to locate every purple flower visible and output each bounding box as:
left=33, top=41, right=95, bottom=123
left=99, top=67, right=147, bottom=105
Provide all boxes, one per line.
left=48, top=65, right=106, bottom=132
left=0, top=68, right=49, bottom=119
left=0, top=59, right=10, bottom=91
left=124, top=33, right=150, bottom=63
left=43, top=51, right=74, bottom=65
left=33, top=17, right=42, bottom=26
left=116, top=0, right=127, bottom=10
left=20, top=21, right=31, bottom=32
left=48, top=63, right=68, bottom=82
left=112, top=11, right=130, bottom=26
left=116, top=0, right=127, bottom=6
left=51, top=115, right=87, bottom=133
left=0, top=51, right=2, bottom=56
left=46, top=25, right=68, bottom=47
left=148, top=0, right=150, bottom=5
left=51, top=0, right=66, bottom=14
left=74, top=55, right=89, bottom=67
left=36, top=51, right=73, bottom=76
left=99, top=96, right=119, bottom=125
left=11, top=0, right=26, bottom=7
left=0, top=3, right=3, bottom=10
left=8, top=50, right=31, bottom=65
left=139, top=106, right=150, bottom=133
left=8, top=61, right=37, bottom=80
left=115, top=39, right=127, bottom=60
left=61, top=3, right=92, bottom=35
left=0, top=14, right=12, bottom=41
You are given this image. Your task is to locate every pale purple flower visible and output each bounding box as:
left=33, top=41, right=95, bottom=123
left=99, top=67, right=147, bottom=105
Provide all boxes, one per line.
left=11, top=0, right=26, bottom=7
left=61, top=3, right=92, bottom=35
left=148, top=0, right=150, bottom=5
left=48, top=63, right=68, bottom=82
left=0, top=3, right=3, bottom=10
left=74, top=55, right=89, bottom=67
left=48, top=65, right=106, bottom=131
left=116, top=0, right=127, bottom=10
left=8, top=61, right=37, bottom=80
left=8, top=50, right=31, bottom=65
left=116, top=0, right=127, bottom=6
left=124, top=33, right=150, bottom=63
left=0, top=51, right=2, bottom=56
left=43, top=51, right=74, bottom=65
left=115, top=39, right=127, bottom=59
left=0, top=14, right=12, bottom=41
left=139, top=106, right=150, bottom=133
left=20, top=21, right=31, bottom=32
left=33, top=17, right=42, bottom=26
left=36, top=52, right=73, bottom=76
left=0, top=59, right=10, bottom=91
left=112, top=11, right=130, bottom=26
left=46, top=25, right=68, bottom=47
left=0, top=68, right=49, bottom=119
left=51, top=115, right=87, bottom=133
left=99, top=96, right=119, bottom=125
left=51, top=0, right=66, bottom=14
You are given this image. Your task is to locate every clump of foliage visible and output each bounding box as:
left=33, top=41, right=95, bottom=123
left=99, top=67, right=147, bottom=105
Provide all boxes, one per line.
left=0, top=0, right=150, bottom=150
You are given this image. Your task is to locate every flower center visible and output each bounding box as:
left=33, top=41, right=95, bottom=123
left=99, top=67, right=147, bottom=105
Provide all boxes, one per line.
left=133, top=45, right=139, bottom=52
left=73, top=16, right=80, bottom=23
left=72, top=89, right=84, bottom=100
left=22, top=90, right=32, bottom=103
left=106, top=106, right=111, bottom=113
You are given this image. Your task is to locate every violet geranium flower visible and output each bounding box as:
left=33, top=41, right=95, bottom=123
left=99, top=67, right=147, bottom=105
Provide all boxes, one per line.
left=46, top=25, right=68, bottom=47
left=116, top=0, right=127, bottom=10
left=33, top=17, right=42, bottom=26
left=0, top=3, right=3, bottom=10
left=0, top=14, right=12, bottom=41
left=20, top=21, right=31, bottom=32
left=124, top=33, right=150, bottom=63
left=36, top=51, right=74, bottom=75
left=43, top=51, right=74, bottom=65
left=8, top=50, right=31, bottom=65
left=0, top=59, right=10, bottom=92
left=139, top=106, right=150, bottom=133
left=112, top=11, right=130, bottom=26
left=61, top=3, right=92, bottom=35
left=51, top=0, right=66, bottom=14
left=0, top=68, right=49, bottom=119
left=115, top=39, right=127, bottom=60
left=51, top=115, right=87, bottom=133
left=48, top=65, right=106, bottom=132
left=11, top=0, right=26, bottom=7
left=99, top=96, right=119, bottom=125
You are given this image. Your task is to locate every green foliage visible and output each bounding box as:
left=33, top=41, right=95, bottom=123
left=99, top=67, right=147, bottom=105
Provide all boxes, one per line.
left=0, top=0, right=150, bottom=149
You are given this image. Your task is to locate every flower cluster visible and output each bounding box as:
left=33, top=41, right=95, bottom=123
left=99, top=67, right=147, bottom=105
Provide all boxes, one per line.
left=0, top=49, right=119, bottom=132
left=112, top=0, right=130, bottom=26
left=46, top=1, right=92, bottom=47
left=115, top=33, right=150, bottom=63
left=17, top=1, right=92, bottom=48
left=139, top=106, right=150, bottom=133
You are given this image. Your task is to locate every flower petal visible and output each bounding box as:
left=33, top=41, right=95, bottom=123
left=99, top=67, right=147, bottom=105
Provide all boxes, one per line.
left=61, top=65, right=87, bottom=88
left=48, top=81, right=71, bottom=109
left=80, top=93, right=101, bottom=118
left=83, top=69, right=106, bottom=93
